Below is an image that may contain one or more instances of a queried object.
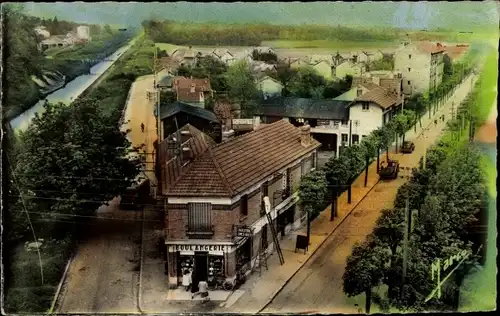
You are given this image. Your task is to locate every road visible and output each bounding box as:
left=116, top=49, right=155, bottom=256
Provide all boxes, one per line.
left=56, top=73, right=158, bottom=313
left=262, top=74, right=478, bottom=314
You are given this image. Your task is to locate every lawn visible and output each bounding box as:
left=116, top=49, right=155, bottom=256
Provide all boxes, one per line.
left=261, top=39, right=398, bottom=51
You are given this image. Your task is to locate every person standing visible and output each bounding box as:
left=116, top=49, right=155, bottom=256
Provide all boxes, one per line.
left=182, top=268, right=192, bottom=291
left=141, top=123, right=145, bottom=133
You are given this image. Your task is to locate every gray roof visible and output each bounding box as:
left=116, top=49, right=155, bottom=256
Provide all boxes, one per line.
left=157, top=74, right=174, bottom=88
left=160, top=102, right=219, bottom=122
left=255, top=97, right=351, bottom=121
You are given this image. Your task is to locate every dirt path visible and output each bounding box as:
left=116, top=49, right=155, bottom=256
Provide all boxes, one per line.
left=262, top=74, right=478, bottom=314
left=474, top=93, right=497, bottom=143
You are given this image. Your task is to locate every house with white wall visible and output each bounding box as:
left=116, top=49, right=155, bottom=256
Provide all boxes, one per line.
left=254, top=85, right=402, bottom=157
left=311, top=60, right=334, bottom=80
left=333, top=61, right=366, bottom=80
left=394, top=41, right=445, bottom=96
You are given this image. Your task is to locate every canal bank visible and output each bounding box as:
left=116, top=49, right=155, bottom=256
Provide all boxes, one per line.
left=9, top=37, right=137, bottom=133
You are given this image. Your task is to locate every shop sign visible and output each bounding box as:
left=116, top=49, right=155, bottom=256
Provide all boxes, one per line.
left=169, top=244, right=229, bottom=253
left=235, top=225, right=253, bottom=238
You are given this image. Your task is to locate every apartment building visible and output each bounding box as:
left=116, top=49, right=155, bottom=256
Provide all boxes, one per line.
left=394, top=41, right=445, bottom=96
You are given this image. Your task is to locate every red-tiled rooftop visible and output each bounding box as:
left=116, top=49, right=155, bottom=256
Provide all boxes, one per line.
left=355, top=84, right=402, bottom=109
left=417, top=41, right=446, bottom=54
left=165, top=120, right=321, bottom=197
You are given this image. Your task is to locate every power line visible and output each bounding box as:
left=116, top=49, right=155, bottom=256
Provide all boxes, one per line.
left=5, top=154, right=45, bottom=285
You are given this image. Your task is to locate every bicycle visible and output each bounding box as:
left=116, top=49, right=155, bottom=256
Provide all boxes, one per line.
left=207, top=276, right=225, bottom=291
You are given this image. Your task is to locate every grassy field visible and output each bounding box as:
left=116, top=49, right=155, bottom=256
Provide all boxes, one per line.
left=261, top=39, right=398, bottom=50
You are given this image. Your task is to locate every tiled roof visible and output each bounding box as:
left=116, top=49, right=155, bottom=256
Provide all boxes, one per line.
left=417, top=41, right=445, bottom=54
left=176, top=88, right=204, bottom=102
left=443, top=45, right=469, bottom=60
left=256, top=97, right=351, bottom=121
left=378, top=78, right=402, bottom=95
left=160, top=101, right=219, bottom=122
left=173, top=76, right=212, bottom=92
left=354, top=85, right=401, bottom=109
left=166, top=120, right=321, bottom=197
left=158, top=124, right=216, bottom=193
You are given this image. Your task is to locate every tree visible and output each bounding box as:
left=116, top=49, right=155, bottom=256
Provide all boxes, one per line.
left=298, top=170, right=328, bottom=219
left=225, top=60, right=259, bottom=117
left=443, top=54, right=453, bottom=78
left=288, top=66, right=327, bottom=98
left=14, top=100, right=141, bottom=219
left=275, top=61, right=298, bottom=97
left=343, top=238, right=390, bottom=314
left=359, top=134, right=378, bottom=186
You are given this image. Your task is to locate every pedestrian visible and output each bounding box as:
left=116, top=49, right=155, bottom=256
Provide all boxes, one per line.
left=434, top=119, right=437, bottom=126
left=192, top=280, right=210, bottom=303
left=141, top=123, right=145, bottom=133
left=182, top=268, right=192, bottom=292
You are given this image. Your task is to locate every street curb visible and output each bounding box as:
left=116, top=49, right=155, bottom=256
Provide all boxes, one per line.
left=257, top=178, right=381, bottom=314
left=48, top=253, right=75, bottom=314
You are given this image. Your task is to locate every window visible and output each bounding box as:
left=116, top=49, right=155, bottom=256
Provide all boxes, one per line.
left=261, top=182, right=269, bottom=211
left=362, top=103, right=369, bottom=111
left=408, top=67, right=411, bottom=72
left=409, top=54, right=412, bottom=59
left=357, top=88, right=363, bottom=97
left=240, top=195, right=248, bottom=216
left=352, top=134, right=360, bottom=144
left=407, top=80, right=411, bottom=85
left=341, top=134, right=348, bottom=143
left=187, top=203, right=212, bottom=233
left=261, top=225, right=268, bottom=249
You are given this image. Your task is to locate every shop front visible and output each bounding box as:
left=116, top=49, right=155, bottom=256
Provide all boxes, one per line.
left=166, top=242, right=239, bottom=289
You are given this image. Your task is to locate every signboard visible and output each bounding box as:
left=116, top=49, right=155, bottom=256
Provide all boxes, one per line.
left=232, top=119, right=254, bottom=125
left=235, top=225, right=253, bottom=238
left=168, top=244, right=230, bottom=253
left=295, top=235, right=309, bottom=254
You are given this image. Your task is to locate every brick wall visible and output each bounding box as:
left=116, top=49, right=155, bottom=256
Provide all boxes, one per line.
left=166, top=204, right=239, bottom=240
left=269, top=175, right=283, bottom=208
left=240, top=189, right=263, bottom=227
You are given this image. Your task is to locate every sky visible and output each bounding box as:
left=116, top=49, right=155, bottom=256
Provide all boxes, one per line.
left=13, top=1, right=500, bottom=32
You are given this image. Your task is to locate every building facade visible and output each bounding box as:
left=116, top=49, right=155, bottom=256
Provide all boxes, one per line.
left=76, top=25, right=91, bottom=41
left=394, top=41, right=445, bottom=96
left=159, top=121, right=320, bottom=289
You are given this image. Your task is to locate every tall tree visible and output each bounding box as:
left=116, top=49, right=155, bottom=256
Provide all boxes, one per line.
left=14, top=100, right=141, bottom=218
left=225, top=60, right=259, bottom=117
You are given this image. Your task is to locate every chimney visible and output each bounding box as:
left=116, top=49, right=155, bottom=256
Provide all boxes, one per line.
left=300, top=125, right=311, bottom=147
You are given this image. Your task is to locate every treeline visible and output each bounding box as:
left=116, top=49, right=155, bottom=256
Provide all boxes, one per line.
left=142, top=19, right=398, bottom=46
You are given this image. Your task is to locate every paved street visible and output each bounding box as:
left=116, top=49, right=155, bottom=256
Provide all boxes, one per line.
left=261, top=74, right=478, bottom=314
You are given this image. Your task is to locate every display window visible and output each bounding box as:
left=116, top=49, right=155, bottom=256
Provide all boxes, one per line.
left=178, top=255, right=194, bottom=280
left=208, top=256, right=224, bottom=278
left=236, top=238, right=252, bottom=271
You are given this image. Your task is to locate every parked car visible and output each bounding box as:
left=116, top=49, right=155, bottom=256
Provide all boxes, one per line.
left=401, top=141, right=415, bottom=153
left=379, top=159, right=400, bottom=180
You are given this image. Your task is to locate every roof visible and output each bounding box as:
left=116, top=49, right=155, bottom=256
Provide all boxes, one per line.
left=333, top=87, right=359, bottom=101
left=443, top=45, right=469, bottom=60
left=158, top=74, right=174, bottom=88
left=165, top=120, right=321, bottom=197
left=255, top=97, right=351, bottom=121
left=160, top=101, right=219, bottom=122
left=258, top=76, right=283, bottom=86
left=177, top=88, right=204, bottom=103
left=378, top=78, right=402, bottom=94
left=158, top=124, right=216, bottom=191
left=354, top=85, right=401, bottom=109
left=173, top=77, right=212, bottom=92
left=416, top=41, right=446, bottom=54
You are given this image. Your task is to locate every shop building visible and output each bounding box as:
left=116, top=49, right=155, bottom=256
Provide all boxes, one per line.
left=158, top=120, right=321, bottom=289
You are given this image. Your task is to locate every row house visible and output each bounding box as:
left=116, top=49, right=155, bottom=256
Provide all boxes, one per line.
left=356, top=50, right=384, bottom=63
left=254, top=86, right=402, bottom=157
left=171, top=47, right=200, bottom=67
left=159, top=120, right=320, bottom=289
left=394, top=41, right=445, bottom=96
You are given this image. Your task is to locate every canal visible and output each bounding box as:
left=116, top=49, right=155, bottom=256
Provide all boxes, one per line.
left=9, top=38, right=136, bottom=132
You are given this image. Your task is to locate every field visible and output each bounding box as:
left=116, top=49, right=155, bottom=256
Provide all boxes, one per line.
left=261, top=39, right=398, bottom=51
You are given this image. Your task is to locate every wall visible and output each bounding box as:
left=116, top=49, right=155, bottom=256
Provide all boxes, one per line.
left=348, top=102, right=384, bottom=137
left=165, top=205, right=239, bottom=240
left=313, top=62, right=333, bottom=79
left=394, top=45, right=431, bottom=95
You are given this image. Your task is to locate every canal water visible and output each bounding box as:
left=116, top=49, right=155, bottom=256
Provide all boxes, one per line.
left=9, top=39, right=135, bottom=132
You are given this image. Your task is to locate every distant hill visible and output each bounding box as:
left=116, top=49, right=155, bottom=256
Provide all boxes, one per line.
left=20, top=2, right=498, bottom=32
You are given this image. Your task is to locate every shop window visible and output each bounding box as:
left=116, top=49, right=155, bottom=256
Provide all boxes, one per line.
left=187, top=203, right=212, bottom=233
left=240, top=194, right=248, bottom=217
left=208, top=256, right=224, bottom=279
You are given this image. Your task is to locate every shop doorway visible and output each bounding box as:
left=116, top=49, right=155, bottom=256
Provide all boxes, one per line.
left=192, top=252, right=208, bottom=292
